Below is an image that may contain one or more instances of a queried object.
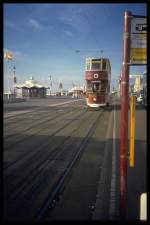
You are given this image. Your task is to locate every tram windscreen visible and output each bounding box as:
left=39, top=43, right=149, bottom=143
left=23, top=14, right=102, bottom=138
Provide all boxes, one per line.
left=86, top=80, right=109, bottom=94
left=92, top=82, right=101, bottom=92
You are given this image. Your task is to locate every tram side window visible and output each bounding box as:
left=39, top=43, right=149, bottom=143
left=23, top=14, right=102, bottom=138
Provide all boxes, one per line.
left=86, top=81, right=92, bottom=91
left=86, top=62, right=90, bottom=70
left=107, top=61, right=111, bottom=73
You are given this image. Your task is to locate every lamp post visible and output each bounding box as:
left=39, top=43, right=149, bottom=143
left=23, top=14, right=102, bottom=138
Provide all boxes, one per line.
left=59, top=82, right=63, bottom=96
left=13, top=66, right=16, bottom=95
left=49, top=75, right=52, bottom=95
left=4, top=51, right=13, bottom=99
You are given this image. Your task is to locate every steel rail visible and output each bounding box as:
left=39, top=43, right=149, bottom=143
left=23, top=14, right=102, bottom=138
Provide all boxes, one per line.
left=4, top=109, right=91, bottom=200
left=7, top=110, right=98, bottom=202
left=36, top=109, right=104, bottom=220
left=4, top=108, right=88, bottom=171
left=4, top=108, right=83, bottom=150
left=4, top=108, right=75, bottom=141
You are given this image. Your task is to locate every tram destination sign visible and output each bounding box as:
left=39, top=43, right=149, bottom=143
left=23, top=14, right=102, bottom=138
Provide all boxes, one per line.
left=130, top=16, right=147, bottom=65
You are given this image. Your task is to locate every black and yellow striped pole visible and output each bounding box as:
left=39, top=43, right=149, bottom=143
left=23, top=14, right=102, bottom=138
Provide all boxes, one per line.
left=129, top=95, right=136, bottom=167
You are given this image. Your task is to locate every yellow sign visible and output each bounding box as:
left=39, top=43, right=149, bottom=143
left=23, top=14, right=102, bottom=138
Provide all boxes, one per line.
left=130, top=17, right=147, bottom=64
left=130, top=48, right=147, bottom=63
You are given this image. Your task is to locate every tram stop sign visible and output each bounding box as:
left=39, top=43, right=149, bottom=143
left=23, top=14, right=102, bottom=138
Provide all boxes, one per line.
left=130, top=16, right=147, bottom=65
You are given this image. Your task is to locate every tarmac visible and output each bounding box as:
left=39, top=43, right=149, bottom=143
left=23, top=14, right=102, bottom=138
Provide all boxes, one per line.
left=92, top=100, right=147, bottom=221
left=3, top=97, right=147, bottom=221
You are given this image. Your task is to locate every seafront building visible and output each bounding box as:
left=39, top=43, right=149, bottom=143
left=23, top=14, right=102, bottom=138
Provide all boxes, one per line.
left=14, top=76, right=47, bottom=98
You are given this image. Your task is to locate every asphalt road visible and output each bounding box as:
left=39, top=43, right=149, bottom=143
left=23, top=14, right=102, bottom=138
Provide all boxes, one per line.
left=4, top=97, right=115, bottom=221
left=3, top=96, right=80, bottom=112
left=3, top=97, right=147, bottom=221
left=126, top=104, right=147, bottom=221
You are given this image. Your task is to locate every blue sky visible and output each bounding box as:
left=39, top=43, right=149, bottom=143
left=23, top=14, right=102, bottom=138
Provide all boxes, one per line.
left=4, top=3, right=146, bottom=92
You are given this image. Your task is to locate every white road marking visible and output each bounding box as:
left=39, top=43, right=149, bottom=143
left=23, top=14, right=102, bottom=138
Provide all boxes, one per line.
left=4, top=99, right=84, bottom=118
left=47, top=98, right=83, bottom=107
left=4, top=110, right=31, bottom=118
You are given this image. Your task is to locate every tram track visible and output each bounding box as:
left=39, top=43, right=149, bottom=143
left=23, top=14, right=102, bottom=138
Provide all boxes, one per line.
left=4, top=109, right=96, bottom=202
left=4, top=108, right=90, bottom=179
left=4, top=99, right=84, bottom=120
left=4, top=108, right=88, bottom=170
left=3, top=106, right=73, bottom=127
left=4, top=108, right=76, bottom=142
left=4, top=107, right=86, bottom=150
left=3, top=100, right=83, bottom=134
left=3, top=105, right=82, bottom=137
left=4, top=106, right=49, bottom=120
left=37, top=109, right=105, bottom=220
left=4, top=107, right=105, bottom=220
left=4, top=109, right=59, bottom=132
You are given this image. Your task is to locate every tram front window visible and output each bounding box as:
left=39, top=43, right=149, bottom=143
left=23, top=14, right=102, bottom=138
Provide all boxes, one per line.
left=92, top=83, right=101, bottom=92
left=91, top=63, right=101, bottom=70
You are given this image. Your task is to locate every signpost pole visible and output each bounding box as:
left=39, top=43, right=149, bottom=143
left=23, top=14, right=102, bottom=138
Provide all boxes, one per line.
left=120, top=11, right=131, bottom=219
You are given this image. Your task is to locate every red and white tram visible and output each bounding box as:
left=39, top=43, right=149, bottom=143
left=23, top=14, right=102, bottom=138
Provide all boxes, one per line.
left=85, top=57, right=111, bottom=108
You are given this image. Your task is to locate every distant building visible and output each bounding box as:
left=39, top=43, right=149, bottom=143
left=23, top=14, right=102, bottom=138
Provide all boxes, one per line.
left=129, top=84, right=134, bottom=94
left=142, top=71, right=147, bottom=107
left=61, top=90, right=68, bottom=96
left=14, top=77, right=47, bottom=98
left=128, top=74, right=143, bottom=94
left=143, top=71, right=147, bottom=88
left=118, top=74, right=144, bottom=97
left=117, top=78, right=121, bottom=98
left=134, top=75, right=143, bottom=93
left=68, top=86, right=84, bottom=98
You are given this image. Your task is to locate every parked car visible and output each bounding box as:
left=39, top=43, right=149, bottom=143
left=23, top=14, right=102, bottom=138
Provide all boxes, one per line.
left=137, top=95, right=143, bottom=103
left=136, top=91, right=144, bottom=103
left=143, top=89, right=147, bottom=108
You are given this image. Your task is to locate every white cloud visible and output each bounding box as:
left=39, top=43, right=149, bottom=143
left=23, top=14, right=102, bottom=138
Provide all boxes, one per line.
left=58, top=5, right=91, bottom=35
left=28, top=18, right=45, bottom=31
left=64, top=30, right=73, bottom=37
left=13, top=51, right=25, bottom=60
left=5, top=17, right=46, bottom=32
left=5, top=21, right=20, bottom=31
